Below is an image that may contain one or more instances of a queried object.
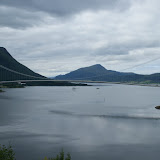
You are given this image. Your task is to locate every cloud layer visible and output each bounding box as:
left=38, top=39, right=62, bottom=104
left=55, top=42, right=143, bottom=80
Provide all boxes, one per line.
left=0, top=0, right=160, bottom=76
left=0, top=0, right=130, bottom=16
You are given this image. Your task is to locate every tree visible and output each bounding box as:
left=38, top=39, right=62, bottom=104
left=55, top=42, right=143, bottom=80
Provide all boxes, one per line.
left=45, top=150, right=71, bottom=160
left=0, top=144, right=16, bottom=160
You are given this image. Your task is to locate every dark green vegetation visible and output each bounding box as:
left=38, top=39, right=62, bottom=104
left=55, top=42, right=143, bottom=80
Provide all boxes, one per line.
left=0, top=81, right=88, bottom=88
left=24, top=81, right=88, bottom=86
left=0, top=85, right=5, bottom=92
left=55, top=64, right=160, bottom=83
left=0, top=145, right=71, bottom=160
left=0, top=83, right=24, bottom=88
left=44, top=150, right=71, bottom=160
left=0, top=144, right=16, bottom=160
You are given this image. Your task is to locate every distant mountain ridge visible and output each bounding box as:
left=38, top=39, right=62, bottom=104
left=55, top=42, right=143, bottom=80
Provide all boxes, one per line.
left=55, top=64, right=160, bottom=83
left=0, top=47, right=45, bottom=81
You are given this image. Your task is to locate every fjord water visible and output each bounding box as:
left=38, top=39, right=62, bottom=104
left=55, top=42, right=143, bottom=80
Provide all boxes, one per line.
left=1, top=84, right=160, bottom=160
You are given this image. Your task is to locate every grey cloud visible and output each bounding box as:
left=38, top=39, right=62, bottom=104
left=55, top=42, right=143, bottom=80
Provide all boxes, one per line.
left=1, top=0, right=160, bottom=76
left=0, top=0, right=131, bottom=29
left=94, top=46, right=130, bottom=56
left=93, top=38, right=160, bottom=57
left=0, top=0, right=131, bottom=16
left=0, top=6, right=47, bottom=29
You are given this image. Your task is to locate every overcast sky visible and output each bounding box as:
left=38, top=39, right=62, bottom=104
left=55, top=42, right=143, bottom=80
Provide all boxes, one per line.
left=0, top=0, right=160, bottom=76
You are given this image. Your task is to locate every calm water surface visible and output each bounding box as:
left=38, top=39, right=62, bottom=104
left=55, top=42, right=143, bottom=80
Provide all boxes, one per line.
left=1, top=84, right=160, bottom=160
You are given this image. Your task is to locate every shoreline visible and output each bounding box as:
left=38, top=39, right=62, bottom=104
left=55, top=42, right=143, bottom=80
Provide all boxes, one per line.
left=119, top=83, right=160, bottom=87
left=0, top=81, right=160, bottom=90
left=86, top=81, right=160, bottom=87
left=0, top=89, right=4, bottom=92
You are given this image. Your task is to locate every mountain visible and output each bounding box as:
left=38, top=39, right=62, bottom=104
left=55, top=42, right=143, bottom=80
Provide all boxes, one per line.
left=55, top=64, right=111, bottom=80
left=0, top=47, right=45, bottom=81
left=55, top=64, right=160, bottom=83
left=2, top=46, right=159, bottom=84
left=0, top=47, right=88, bottom=86
left=55, top=64, right=137, bottom=81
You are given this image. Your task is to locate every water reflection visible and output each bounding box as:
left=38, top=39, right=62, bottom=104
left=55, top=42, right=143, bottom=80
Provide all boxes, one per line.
left=50, top=109, right=160, bottom=120
left=1, top=85, right=160, bottom=160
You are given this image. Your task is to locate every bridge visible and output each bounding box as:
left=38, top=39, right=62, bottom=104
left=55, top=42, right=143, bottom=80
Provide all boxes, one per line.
left=0, top=64, right=108, bottom=85
left=0, top=79, right=108, bottom=84
left=1, top=62, right=160, bottom=86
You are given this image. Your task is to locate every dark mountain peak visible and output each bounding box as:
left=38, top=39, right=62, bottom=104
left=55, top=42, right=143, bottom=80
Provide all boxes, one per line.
left=0, top=47, right=6, bottom=50
left=87, top=64, right=104, bottom=68
left=90, top=64, right=107, bottom=70
left=0, top=47, right=7, bottom=53
left=0, top=47, right=12, bottom=57
left=0, top=47, right=10, bottom=54
left=93, top=64, right=103, bottom=67
left=78, top=64, right=107, bottom=71
left=55, top=64, right=108, bottom=80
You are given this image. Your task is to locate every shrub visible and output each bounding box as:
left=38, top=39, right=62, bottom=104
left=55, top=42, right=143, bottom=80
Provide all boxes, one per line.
left=44, top=150, right=71, bottom=160
left=0, top=144, right=16, bottom=160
